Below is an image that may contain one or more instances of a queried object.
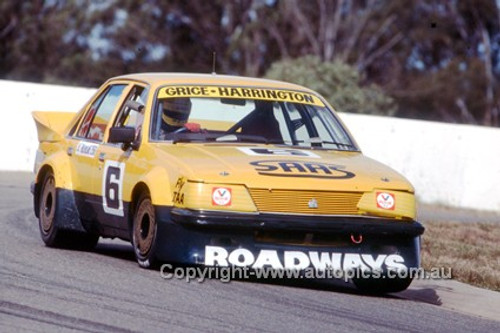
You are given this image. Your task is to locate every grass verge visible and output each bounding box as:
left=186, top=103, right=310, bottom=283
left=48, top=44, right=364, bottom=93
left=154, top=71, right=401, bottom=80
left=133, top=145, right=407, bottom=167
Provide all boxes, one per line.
left=421, top=221, right=500, bottom=291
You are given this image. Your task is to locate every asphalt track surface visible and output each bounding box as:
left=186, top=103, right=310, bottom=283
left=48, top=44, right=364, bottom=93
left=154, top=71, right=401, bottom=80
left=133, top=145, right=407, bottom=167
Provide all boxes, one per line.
left=1, top=172, right=499, bottom=332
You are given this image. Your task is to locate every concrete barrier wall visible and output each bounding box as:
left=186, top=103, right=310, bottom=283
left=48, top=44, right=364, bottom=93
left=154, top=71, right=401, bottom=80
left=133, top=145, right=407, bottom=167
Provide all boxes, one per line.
left=338, top=113, right=500, bottom=212
left=1, top=79, right=499, bottom=212
left=0, top=80, right=96, bottom=171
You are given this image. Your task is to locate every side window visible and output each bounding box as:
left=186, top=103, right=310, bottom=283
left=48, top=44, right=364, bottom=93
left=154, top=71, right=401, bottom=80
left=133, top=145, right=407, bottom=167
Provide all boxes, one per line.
left=68, top=111, right=85, bottom=137
left=77, top=93, right=106, bottom=138
left=76, top=84, right=127, bottom=141
left=113, top=85, right=148, bottom=129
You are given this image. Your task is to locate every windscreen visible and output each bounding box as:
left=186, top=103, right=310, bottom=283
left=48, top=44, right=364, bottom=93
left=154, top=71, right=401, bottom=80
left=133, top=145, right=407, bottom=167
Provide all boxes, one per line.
left=150, top=85, right=357, bottom=151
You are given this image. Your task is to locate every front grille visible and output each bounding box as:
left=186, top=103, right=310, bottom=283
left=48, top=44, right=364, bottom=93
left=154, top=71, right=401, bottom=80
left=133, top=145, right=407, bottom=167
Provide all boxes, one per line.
left=248, top=189, right=362, bottom=215
left=254, top=230, right=354, bottom=247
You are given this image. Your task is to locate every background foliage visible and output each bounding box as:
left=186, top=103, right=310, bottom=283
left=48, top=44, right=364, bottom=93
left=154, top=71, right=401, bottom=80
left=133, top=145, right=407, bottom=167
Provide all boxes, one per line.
left=265, top=56, right=396, bottom=115
left=1, top=0, right=499, bottom=125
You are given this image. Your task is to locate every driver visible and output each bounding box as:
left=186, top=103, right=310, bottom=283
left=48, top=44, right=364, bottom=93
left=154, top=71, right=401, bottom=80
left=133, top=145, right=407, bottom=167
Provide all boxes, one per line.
left=161, top=97, right=193, bottom=132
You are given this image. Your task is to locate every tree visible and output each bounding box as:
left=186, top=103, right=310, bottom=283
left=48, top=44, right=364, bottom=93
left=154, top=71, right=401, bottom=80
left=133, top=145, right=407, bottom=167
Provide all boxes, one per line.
left=385, top=0, right=500, bottom=126
left=265, top=56, right=396, bottom=115
left=0, top=0, right=93, bottom=84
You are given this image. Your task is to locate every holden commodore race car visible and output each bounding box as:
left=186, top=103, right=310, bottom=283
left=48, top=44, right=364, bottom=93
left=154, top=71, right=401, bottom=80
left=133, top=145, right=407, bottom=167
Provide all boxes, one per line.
left=32, top=73, right=424, bottom=293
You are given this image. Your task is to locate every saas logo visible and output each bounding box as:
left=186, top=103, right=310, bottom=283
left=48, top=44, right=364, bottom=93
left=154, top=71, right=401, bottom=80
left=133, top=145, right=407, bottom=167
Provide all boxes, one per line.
left=376, top=192, right=395, bottom=210
left=249, top=160, right=355, bottom=179
left=212, top=187, right=232, bottom=206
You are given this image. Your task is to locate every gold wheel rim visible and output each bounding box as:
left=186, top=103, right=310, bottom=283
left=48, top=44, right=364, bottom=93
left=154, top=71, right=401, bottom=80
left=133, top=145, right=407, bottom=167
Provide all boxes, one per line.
left=134, top=199, right=155, bottom=256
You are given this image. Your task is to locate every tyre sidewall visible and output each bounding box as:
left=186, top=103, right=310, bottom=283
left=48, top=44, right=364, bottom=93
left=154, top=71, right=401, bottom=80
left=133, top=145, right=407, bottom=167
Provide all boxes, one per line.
left=132, top=194, right=158, bottom=268
left=38, top=172, right=60, bottom=245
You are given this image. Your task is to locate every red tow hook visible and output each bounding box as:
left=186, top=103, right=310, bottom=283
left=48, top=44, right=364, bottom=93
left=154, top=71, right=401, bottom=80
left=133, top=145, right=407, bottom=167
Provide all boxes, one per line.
left=350, top=234, right=363, bottom=244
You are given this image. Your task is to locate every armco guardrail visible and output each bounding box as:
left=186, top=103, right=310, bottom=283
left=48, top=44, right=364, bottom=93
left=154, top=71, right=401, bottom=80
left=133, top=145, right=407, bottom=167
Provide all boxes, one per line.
left=1, top=79, right=499, bottom=212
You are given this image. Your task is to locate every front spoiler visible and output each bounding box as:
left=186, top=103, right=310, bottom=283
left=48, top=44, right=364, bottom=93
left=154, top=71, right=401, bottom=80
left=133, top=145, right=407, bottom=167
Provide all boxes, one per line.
left=155, top=207, right=423, bottom=269
left=169, top=208, right=424, bottom=237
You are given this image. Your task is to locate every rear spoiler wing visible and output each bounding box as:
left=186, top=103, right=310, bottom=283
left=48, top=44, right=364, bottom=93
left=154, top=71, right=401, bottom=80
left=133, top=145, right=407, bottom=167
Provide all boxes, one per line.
left=32, top=111, right=75, bottom=142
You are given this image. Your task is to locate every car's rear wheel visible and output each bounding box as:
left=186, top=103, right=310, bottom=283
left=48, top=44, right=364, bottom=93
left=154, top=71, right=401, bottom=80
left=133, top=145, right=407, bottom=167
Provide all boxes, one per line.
left=39, top=172, right=63, bottom=246
left=38, top=171, right=98, bottom=250
left=353, top=275, right=413, bottom=294
left=132, top=193, right=158, bottom=268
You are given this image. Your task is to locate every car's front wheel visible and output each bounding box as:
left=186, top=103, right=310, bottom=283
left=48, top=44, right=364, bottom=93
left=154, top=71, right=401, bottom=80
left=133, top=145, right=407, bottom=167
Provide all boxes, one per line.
left=132, top=193, right=158, bottom=268
left=38, top=171, right=99, bottom=250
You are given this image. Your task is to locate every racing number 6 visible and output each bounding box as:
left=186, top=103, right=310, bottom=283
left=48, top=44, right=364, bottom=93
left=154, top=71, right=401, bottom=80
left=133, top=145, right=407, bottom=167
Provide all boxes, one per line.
left=102, top=160, right=125, bottom=216
left=105, top=167, right=121, bottom=209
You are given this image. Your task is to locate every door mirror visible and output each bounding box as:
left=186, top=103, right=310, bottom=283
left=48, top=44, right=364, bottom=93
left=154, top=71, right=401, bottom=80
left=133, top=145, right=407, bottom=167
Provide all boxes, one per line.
left=124, top=99, right=144, bottom=112
left=109, top=126, right=136, bottom=149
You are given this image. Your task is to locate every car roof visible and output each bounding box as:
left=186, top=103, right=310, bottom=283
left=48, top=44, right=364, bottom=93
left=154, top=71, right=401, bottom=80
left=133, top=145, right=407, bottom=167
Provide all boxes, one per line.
left=109, top=72, right=316, bottom=93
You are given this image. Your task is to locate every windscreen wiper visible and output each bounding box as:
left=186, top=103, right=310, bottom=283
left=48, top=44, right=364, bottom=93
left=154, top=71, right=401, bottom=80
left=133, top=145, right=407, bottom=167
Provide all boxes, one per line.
left=296, top=138, right=356, bottom=149
left=215, top=134, right=269, bottom=144
left=315, top=140, right=355, bottom=148
left=166, top=132, right=217, bottom=143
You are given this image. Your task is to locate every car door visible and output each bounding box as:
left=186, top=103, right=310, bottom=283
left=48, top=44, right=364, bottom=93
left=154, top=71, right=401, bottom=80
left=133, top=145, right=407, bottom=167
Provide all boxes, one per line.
left=67, top=83, right=129, bottom=223
left=92, top=85, right=149, bottom=236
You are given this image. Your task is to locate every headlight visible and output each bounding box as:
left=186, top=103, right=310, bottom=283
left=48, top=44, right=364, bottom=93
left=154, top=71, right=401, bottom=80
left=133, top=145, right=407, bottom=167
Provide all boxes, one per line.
left=357, top=190, right=416, bottom=219
left=175, top=181, right=257, bottom=212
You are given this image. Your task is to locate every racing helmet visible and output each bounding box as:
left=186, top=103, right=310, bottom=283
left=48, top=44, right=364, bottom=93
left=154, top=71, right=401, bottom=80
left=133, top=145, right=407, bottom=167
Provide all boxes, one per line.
left=162, top=98, right=192, bottom=128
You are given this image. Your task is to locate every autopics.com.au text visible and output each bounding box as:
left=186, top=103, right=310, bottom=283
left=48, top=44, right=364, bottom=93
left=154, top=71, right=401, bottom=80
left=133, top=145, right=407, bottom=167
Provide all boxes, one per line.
left=160, top=264, right=452, bottom=283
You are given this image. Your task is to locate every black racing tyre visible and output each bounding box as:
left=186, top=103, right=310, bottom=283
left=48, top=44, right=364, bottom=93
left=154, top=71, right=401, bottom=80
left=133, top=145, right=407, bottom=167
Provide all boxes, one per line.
left=353, top=275, right=413, bottom=294
left=39, top=172, right=64, bottom=247
left=132, top=193, right=158, bottom=268
left=38, top=171, right=99, bottom=250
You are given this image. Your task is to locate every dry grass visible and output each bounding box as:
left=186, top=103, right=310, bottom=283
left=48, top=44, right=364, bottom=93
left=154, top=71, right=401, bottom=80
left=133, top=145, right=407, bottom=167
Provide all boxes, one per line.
left=421, top=221, right=500, bottom=291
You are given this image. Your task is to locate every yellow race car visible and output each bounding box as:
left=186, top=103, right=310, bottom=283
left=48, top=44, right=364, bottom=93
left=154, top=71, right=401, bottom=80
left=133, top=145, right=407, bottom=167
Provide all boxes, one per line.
left=32, top=73, right=424, bottom=293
